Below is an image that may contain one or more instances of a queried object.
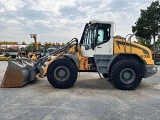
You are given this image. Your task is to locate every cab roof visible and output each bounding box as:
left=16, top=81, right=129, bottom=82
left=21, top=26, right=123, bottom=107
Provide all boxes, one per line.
left=89, top=20, right=114, bottom=24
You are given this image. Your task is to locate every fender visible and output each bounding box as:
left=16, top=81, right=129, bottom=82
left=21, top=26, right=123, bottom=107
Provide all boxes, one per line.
left=63, top=54, right=80, bottom=68
left=107, top=53, right=146, bottom=73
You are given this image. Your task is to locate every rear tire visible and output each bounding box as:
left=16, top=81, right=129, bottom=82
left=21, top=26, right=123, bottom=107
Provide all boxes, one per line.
left=110, top=59, right=142, bottom=90
left=47, top=58, right=78, bottom=88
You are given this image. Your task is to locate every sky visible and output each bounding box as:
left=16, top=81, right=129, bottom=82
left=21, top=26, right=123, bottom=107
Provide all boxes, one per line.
left=0, top=0, right=154, bottom=44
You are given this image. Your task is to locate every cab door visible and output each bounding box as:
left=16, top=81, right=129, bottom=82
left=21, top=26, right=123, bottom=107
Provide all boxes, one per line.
left=80, top=23, right=97, bottom=57
left=95, top=23, right=113, bottom=55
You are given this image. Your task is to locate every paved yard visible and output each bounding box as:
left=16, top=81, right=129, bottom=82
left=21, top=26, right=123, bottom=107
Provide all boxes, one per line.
left=0, top=61, right=160, bottom=120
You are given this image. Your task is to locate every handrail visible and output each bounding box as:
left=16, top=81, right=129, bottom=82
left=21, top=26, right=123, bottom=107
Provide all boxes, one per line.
left=124, top=30, right=137, bottom=53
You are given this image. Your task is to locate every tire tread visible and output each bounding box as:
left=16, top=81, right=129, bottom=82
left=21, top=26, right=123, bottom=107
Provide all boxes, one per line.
left=110, top=59, right=142, bottom=90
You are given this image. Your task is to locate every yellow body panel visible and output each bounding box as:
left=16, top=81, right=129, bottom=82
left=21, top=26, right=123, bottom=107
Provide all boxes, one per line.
left=67, top=44, right=89, bottom=70
left=114, top=38, right=154, bottom=64
left=79, top=57, right=88, bottom=70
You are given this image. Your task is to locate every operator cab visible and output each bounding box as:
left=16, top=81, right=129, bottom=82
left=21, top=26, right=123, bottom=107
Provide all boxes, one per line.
left=80, top=21, right=114, bottom=57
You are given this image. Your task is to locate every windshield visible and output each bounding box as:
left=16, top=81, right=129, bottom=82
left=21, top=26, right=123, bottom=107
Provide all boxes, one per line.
left=80, top=23, right=97, bottom=50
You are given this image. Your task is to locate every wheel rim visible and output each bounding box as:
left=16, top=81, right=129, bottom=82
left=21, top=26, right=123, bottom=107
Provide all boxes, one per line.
left=54, top=66, right=70, bottom=82
left=120, top=68, right=135, bottom=84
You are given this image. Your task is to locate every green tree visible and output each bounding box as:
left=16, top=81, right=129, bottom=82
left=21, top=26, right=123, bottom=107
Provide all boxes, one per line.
left=136, top=37, right=152, bottom=48
left=132, top=0, right=160, bottom=60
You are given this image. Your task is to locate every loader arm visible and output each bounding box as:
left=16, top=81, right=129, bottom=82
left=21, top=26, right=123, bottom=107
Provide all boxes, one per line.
left=35, top=38, right=78, bottom=65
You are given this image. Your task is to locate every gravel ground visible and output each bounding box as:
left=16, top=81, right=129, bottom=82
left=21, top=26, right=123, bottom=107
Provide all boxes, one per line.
left=0, top=61, right=160, bottom=120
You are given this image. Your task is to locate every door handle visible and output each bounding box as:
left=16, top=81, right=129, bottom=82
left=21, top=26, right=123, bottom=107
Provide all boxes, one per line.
left=97, top=46, right=101, bottom=48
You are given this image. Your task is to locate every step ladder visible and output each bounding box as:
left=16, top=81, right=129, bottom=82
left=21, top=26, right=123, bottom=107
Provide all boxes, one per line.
left=94, top=55, right=112, bottom=79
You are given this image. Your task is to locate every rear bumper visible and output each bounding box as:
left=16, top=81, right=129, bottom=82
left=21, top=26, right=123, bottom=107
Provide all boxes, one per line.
left=144, top=65, right=157, bottom=78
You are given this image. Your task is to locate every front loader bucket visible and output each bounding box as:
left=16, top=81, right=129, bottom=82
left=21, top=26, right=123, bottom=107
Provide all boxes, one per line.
left=1, top=59, right=36, bottom=88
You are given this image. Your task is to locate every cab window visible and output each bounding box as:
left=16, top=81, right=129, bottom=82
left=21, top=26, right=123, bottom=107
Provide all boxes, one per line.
left=97, top=29, right=104, bottom=44
left=96, top=24, right=111, bottom=46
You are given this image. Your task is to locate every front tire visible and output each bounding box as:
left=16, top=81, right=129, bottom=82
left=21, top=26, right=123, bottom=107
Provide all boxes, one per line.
left=47, top=58, right=78, bottom=88
left=110, top=59, right=142, bottom=90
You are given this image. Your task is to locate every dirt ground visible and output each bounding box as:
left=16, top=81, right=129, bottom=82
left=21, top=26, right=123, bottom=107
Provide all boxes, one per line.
left=0, top=61, right=160, bottom=120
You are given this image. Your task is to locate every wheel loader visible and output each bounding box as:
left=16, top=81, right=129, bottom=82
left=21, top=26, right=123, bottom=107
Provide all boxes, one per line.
left=1, top=21, right=157, bottom=90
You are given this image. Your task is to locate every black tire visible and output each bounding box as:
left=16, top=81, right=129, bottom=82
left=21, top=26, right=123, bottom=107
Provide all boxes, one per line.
left=102, top=73, right=108, bottom=78
left=47, top=58, right=78, bottom=88
left=110, top=59, right=142, bottom=90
